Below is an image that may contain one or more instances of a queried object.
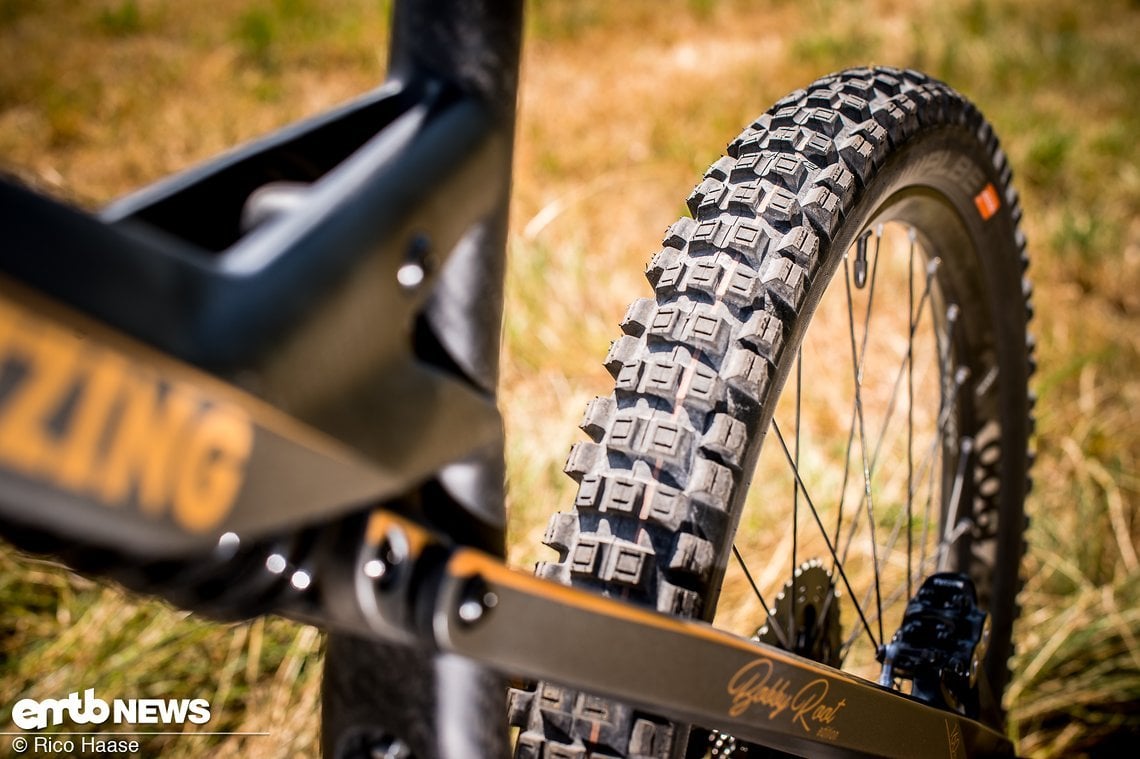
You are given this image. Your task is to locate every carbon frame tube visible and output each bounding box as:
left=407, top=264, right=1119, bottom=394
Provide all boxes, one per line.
left=321, top=2, right=523, bottom=758
left=322, top=509, right=1017, bottom=759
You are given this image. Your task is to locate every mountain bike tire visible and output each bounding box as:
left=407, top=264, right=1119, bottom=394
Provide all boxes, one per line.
left=509, top=67, right=1032, bottom=758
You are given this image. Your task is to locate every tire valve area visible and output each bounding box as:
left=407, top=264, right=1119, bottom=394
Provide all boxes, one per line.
left=853, top=230, right=872, bottom=289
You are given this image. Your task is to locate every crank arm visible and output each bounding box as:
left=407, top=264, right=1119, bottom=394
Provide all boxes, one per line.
left=430, top=548, right=1016, bottom=758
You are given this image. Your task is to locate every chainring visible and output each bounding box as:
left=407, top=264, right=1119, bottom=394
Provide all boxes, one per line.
left=755, top=559, right=842, bottom=668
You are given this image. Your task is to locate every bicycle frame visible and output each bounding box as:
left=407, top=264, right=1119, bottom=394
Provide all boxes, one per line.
left=0, top=1, right=1016, bottom=757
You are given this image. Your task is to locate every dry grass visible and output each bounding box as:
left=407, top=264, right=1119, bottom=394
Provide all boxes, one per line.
left=1, top=0, right=1138, bottom=756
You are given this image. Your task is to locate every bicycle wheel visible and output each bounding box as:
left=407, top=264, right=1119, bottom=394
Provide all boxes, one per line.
left=510, top=67, right=1031, bottom=758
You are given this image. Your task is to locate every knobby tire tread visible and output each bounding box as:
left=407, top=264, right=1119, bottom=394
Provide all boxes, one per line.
left=509, top=67, right=1033, bottom=759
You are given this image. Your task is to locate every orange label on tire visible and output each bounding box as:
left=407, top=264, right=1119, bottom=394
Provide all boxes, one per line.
left=974, top=183, right=1001, bottom=221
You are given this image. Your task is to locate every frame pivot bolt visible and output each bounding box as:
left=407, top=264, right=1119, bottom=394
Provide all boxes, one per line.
left=363, top=526, right=409, bottom=591
left=456, top=578, right=498, bottom=625
left=397, top=234, right=433, bottom=291
left=363, top=558, right=388, bottom=580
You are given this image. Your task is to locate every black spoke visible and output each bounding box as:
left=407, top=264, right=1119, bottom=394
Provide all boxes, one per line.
left=843, top=230, right=885, bottom=646
left=842, top=546, right=943, bottom=656
left=857, top=357, right=968, bottom=614
left=772, top=420, right=878, bottom=650
left=906, top=227, right=916, bottom=602
left=832, top=406, right=858, bottom=549
left=837, top=255, right=939, bottom=566
left=732, top=545, right=791, bottom=649
left=842, top=370, right=968, bottom=655
left=865, top=258, right=940, bottom=475
left=791, top=349, right=802, bottom=644
left=938, top=434, right=975, bottom=572
left=916, top=440, right=939, bottom=592
left=826, top=226, right=965, bottom=670
left=762, top=222, right=979, bottom=681
left=922, top=306, right=962, bottom=573
left=846, top=366, right=969, bottom=645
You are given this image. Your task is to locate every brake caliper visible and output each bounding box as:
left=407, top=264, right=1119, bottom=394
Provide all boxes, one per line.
left=877, top=573, right=991, bottom=717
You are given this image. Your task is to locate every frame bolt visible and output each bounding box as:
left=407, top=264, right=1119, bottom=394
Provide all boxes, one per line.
left=363, top=558, right=388, bottom=580
left=363, top=527, right=407, bottom=590
left=457, top=579, right=498, bottom=625
left=369, top=737, right=411, bottom=759
left=397, top=235, right=432, bottom=291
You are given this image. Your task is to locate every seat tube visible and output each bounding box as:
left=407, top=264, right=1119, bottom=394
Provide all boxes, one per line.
left=323, top=3, right=523, bottom=758
left=390, top=0, right=525, bottom=553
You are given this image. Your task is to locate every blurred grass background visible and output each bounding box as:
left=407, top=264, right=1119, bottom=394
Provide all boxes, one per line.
left=1, top=0, right=1137, bottom=756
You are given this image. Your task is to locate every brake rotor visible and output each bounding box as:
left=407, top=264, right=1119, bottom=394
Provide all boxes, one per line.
left=755, top=559, right=842, bottom=668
